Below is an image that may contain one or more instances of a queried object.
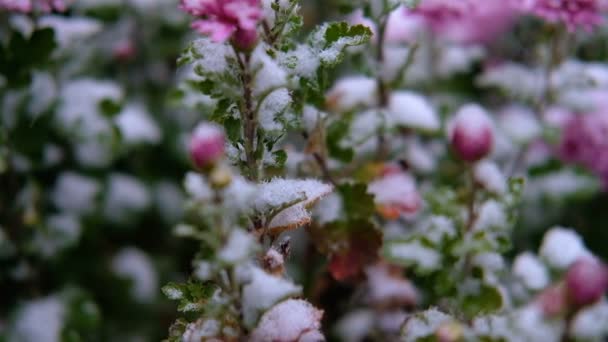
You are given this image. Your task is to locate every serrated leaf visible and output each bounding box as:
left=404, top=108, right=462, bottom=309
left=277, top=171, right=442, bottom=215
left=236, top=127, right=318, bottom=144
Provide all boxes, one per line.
left=462, top=284, right=503, bottom=318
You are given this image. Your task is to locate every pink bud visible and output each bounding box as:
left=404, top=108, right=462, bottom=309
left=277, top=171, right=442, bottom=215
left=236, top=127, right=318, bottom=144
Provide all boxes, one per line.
left=232, top=28, right=258, bottom=51
left=566, top=257, right=608, bottom=308
left=189, top=123, right=225, bottom=170
left=449, top=104, right=494, bottom=162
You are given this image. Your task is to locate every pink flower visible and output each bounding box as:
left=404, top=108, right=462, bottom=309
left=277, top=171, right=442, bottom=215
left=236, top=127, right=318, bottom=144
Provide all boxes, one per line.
left=523, top=0, right=603, bottom=31
left=179, top=0, right=262, bottom=49
left=449, top=104, right=495, bottom=163
left=566, top=257, right=608, bottom=308
left=189, top=122, right=225, bottom=170
left=0, top=0, right=66, bottom=12
left=407, top=0, right=518, bottom=44
left=558, top=110, right=608, bottom=187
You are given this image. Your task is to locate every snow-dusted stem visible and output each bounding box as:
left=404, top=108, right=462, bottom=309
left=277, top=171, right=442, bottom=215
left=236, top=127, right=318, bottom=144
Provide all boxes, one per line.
left=236, top=50, right=259, bottom=181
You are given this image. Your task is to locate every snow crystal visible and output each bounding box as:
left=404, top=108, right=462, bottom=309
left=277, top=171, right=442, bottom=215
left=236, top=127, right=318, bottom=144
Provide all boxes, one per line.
left=498, top=106, right=541, bottom=145
left=51, top=172, right=100, bottom=215
left=387, top=91, right=440, bottom=131
left=570, top=300, right=608, bottom=340
left=38, top=15, right=102, bottom=48
left=250, top=299, right=323, bottom=342
left=217, top=229, right=258, bottom=264
left=259, top=88, right=291, bottom=132
left=184, top=172, right=213, bottom=201
left=474, top=161, right=507, bottom=195
left=111, top=247, right=158, bottom=303
left=252, top=45, right=288, bottom=97
left=114, top=104, right=161, bottom=145
left=539, top=227, right=590, bottom=269
left=513, top=252, right=549, bottom=290
left=334, top=309, right=374, bottom=342
left=387, top=240, right=441, bottom=272
left=326, top=76, right=378, bottom=112
left=472, top=200, right=507, bottom=231
left=241, top=266, right=302, bottom=328
left=103, top=173, right=150, bottom=223
left=402, top=308, right=452, bottom=342
left=10, top=295, right=65, bottom=342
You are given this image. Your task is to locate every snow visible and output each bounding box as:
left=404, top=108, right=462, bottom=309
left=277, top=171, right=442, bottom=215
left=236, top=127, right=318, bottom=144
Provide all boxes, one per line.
left=477, top=63, right=545, bottom=100
left=193, top=260, right=214, bottom=281
left=222, top=175, right=257, bottom=212
left=241, top=266, right=302, bottom=328
left=190, top=38, right=234, bottom=75
left=368, top=172, right=421, bottom=215
left=114, top=104, right=161, bottom=145
left=259, top=88, right=291, bottom=132
left=334, top=309, right=374, bottom=342
left=472, top=200, right=507, bottom=232
left=570, top=300, right=608, bottom=340
left=51, top=172, right=100, bottom=215
left=28, top=72, right=56, bottom=117
left=539, top=227, right=590, bottom=269
left=422, top=216, right=456, bottom=244
left=35, top=214, right=82, bottom=257
left=250, top=299, right=323, bottom=342
left=252, top=44, right=288, bottom=97
left=498, top=106, right=541, bottom=145
left=474, top=160, right=507, bottom=195
left=402, top=308, right=453, bottom=341
left=263, top=248, right=285, bottom=271
left=154, top=181, right=184, bottom=223
left=254, top=178, right=333, bottom=231
left=184, top=172, right=213, bottom=201
left=512, top=252, right=549, bottom=290
left=279, top=44, right=320, bottom=79
left=103, top=173, right=150, bottom=223
left=111, top=247, right=158, bottom=303
left=512, top=306, right=564, bottom=341
left=325, top=76, right=378, bottom=112
left=10, top=295, right=65, bottom=342
left=74, top=141, right=113, bottom=168
left=387, top=240, right=441, bottom=272
left=217, top=229, right=258, bottom=264
left=365, top=264, right=418, bottom=305
left=38, top=15, right=102, bottom=48
left=436, top=45, right=485, bottom=78
left=182, top=319, right=221, bottom=341
left=406, top=140, right=437, bottom=173
left=387, top=91, right=440, bottom=131
left=449, top=103, right=494, bottom=139
left=314, top=193, right=343, bottom=225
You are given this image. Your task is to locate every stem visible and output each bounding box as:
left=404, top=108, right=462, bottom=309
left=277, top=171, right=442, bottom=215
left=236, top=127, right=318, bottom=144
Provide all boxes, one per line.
left=312, top=152, right=337, bottom=186
left=465, top=165, right=478, bottom=232
left=236, top=50, right=259, bottom=181
left=375, top=15, right=389, bottom=161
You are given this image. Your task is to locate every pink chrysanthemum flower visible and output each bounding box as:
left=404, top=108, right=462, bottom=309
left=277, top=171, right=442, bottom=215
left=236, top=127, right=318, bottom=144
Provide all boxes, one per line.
left=407, top=0, right=518, bottom=44
left=559, top=110, right=608, bottom=187
left=525, top=0, right=603, bottom=31
left=179, top=0, right=262, bottom=49
left=0, top=0, right=66, bottom=12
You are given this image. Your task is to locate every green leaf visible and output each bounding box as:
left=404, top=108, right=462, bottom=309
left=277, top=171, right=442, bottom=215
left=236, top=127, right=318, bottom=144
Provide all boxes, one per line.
left=326, top=120, right=354, bottom=163
left=272, top=150, right=288, bottom=168
left=462, top=284, right=503, bottom=318
left=337, top=183, right=375, bottom=220
left=0, top=28, right=57, bottom=87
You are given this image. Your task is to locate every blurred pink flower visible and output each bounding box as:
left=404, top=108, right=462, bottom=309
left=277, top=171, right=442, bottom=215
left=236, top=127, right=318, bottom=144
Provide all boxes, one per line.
left=0, top=0, right=66, bottom=12
left=180, top=0, right=261, bottom=49
left=189, top=122, right=225, bottom=170
left=566, top=257, right=608, bottom=308
left=521, top=0, right=603, bottom=31
left=407, top=0, right=518, bottom=44
left=558, top=110, right=608, bottom=186
left=449, top=104, right=495, bottom=163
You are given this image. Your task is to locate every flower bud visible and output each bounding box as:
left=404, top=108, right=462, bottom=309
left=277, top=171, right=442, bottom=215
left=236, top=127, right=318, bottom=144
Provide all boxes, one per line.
left=189, top=123, right=225, bottom=170
left=449, top=104, right=494, bottom=163
left=566, top=257, right=608, bottom=308
left=536, top=283, right=567, bottom=316
left=232, top=28, right=258, bottom=51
